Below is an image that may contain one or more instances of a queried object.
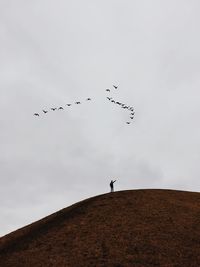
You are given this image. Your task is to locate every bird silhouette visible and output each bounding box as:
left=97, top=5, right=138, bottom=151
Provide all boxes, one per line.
left=42, top=110, right=48, bottom=113
left=126, top=122, right=130, bottom=124
left=106, top=89, right=110, bottom=92
left=130, top=117, right=134, bottom=119
left=51, top=108, right=57, bottom=111
left=58, top=107, right=64, bottom=110
left=113, top=85, right=118, bottom=89
left=75, top=102, right=81, bottom=104
left=107, top=97, right=112, bottom=100
left=130, top=112, right=135, bottom=115
left=86, top=98, right=91, bottom=101
left=66, top=104, right=71, bottom=106
left=34, top=113, right=39, bottom=116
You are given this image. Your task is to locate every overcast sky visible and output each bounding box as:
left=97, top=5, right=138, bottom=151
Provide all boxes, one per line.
left=1, top=0, right=200, bottom=236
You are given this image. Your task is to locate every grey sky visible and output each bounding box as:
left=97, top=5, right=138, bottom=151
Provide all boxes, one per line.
left=1, top=0, right=200, bottom=235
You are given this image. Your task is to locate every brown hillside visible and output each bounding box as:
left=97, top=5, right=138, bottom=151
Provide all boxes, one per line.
left=0, top=189, right=200, bottom=267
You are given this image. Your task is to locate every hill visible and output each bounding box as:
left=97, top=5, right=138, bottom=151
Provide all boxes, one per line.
left=0, top=189, right=200, bottom=266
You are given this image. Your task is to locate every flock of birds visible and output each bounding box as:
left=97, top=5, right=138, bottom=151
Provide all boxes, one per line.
left=105, top=85, right=135, bottom=124
left=34, top=98, right=91, bottom=116
left=34, top=85, right=135, bottom=124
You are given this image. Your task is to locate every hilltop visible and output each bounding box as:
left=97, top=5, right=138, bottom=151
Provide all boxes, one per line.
left=0, top=189, right=200, bottom=266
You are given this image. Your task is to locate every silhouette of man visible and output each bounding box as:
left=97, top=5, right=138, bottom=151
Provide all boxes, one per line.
left=110, top=180, right=116, bottom=192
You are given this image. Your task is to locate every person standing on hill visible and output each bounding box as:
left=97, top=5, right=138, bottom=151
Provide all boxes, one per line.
left=110, top=180, right=116, bottom=192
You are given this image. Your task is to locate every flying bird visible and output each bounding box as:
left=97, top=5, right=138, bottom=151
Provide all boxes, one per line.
left=106, top=89, right=110, bottom=92
left=58, top=107, right=64, bottom=110
left=42, top=110, right=48, bottom=114
left=130, top=117, right=134, bottom=119
left=34, top=113, right=39, bottom=116
left=75, top=102, right=81, bottom=104
left=86, top=98, right=91, bottom=101
left=51, top=108, right=57, bottom=111
left=66, top=104, right=71, bottom=106
left=113, top=85, right=118, bottom=89
left=107, top=97, right=112, bottom=100
left=126, top=122, right=130, bottom=124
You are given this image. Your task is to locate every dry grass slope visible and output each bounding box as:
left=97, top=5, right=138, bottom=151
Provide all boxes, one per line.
left=0, top=189, right=200, bottom=267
